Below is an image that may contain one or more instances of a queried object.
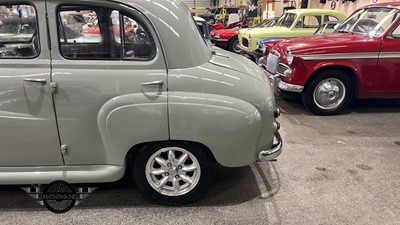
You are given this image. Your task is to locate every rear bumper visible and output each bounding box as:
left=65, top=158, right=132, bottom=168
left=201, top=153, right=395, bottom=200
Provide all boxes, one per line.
left=258, top=131, right=283, bottom=161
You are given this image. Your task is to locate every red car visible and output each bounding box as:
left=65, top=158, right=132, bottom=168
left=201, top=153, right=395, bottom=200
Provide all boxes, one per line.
left=211, top=18, right=278, bottom=54
left=263, top=3, right=400, bottom=115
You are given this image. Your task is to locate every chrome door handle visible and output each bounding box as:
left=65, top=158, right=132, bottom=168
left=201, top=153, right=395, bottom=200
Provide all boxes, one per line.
left=24, top=78, right=47, bottom=84
left=141, top=80, right=164, bottom=86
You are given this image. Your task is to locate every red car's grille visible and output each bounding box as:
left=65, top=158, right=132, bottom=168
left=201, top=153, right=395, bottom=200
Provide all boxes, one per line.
left=277, top=63, right=290, bottom=76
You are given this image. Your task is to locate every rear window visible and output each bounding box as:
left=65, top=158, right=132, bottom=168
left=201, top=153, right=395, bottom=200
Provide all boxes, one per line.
left=0, top=4, right=39, bottom=58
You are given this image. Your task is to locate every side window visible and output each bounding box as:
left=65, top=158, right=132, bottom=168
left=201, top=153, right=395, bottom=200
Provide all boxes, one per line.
left=196, top=21, right=206, bottom=38
left=112, top=11, right=156, bottom=60
left=0, top=4, right=39, bottom=58
left=296, top=15, right=321, bottom=28
left=391, top=24, right=400, bottom=39
left=59, top=10, right=101, bottom=44
left=324, top=16, right=339, bottom=22
left=57, top=6, right=155, bottom=60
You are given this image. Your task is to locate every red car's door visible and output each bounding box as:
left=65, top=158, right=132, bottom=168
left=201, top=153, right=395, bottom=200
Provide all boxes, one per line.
left=374, top=25, right=400, bottom=97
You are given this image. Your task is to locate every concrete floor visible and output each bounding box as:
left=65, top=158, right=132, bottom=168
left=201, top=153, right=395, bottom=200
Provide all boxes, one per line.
left=0, top=98, right=399, bottom=225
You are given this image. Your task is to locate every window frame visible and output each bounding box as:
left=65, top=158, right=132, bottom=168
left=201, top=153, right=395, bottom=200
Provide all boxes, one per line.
left=56, top=4, right=157, bottom=61
left=0, top=2, right=41, bottom=59
left=296, top=15, right=321, bottom=29
left=58, top=7, right=102, bottom=45
left=389, top=22, right=400, bottom=39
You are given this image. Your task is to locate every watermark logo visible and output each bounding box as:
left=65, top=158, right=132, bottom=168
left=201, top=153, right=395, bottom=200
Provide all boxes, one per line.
left=21, top=180, right=97, bottom=214
left=42, top=180, right=76, bottom=213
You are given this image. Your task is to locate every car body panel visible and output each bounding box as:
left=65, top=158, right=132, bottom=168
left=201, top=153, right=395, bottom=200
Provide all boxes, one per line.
left=168, top=50, right=277, bottom=167
left=0, top=2, right=63, bottom=167
left=46, top=0, right=169, bottom=166
left=374, top=37, right=400, bottom=95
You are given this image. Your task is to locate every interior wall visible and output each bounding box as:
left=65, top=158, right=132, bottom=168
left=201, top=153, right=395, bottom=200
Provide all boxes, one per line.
left=182, top=0, right=212, bottom=8
left=266, top=0, right=400, bottom=19
left=310, top=0, right=400, bottom=16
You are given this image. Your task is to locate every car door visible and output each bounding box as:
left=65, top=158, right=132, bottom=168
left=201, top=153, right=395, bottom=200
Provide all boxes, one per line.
left=374, top=22, right=400, bottom=96
left=0, top=2, right=63, bottom=166
left=46, top=1, right=169, bottom=165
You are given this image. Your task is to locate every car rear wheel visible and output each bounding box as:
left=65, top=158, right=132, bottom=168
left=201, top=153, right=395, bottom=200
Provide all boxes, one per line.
left=228, top=37, right=240, bottom=54
left=134, top=141, right=215, bottom=205
left=302, top=69, right=353, bottom=115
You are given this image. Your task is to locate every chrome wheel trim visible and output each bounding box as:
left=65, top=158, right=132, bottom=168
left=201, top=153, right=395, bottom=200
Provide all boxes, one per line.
left=313, top=78, right=346, bottom=110
left=232, top=40, right=240, bottom=53
left=145, top=147, right=201, bottom=197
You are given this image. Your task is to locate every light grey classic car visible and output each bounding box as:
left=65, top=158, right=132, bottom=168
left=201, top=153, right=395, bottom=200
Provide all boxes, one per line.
left=0, top=0, right=282, bottom=204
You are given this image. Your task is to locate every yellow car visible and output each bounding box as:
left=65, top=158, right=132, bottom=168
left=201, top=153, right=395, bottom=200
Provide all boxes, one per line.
left=239, top=9, right=346, bottom=58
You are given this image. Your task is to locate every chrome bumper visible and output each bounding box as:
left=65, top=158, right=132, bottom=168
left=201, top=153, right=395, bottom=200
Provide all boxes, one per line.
left=258, top=131, right=283, bottom=161
left=277, top=81, right=304, bottom=93
left=211, top=38, right=229, bottom=42
left=264, top=70, right=304, bottom=93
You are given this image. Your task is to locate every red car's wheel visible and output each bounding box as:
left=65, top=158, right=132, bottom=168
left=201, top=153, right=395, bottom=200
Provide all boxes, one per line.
left=228, top=36, right=240, bottom=54
left=302, top=69, right=353, bottom=115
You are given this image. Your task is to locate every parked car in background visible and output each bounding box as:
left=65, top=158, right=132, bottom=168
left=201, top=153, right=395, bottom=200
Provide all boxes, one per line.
left=263, top=3, right=400, bottom=115
left=211, top=18, right=278, bottom=54
left=255, top=20, right=342, bottom=60
left=199, top=7, right=217, bottom=21
left=199, top=7, right=239, bottom=23
left=60, top=11, right=87, bottom=33
left=239, top=9, right=347, bottom=59
left=0, top=0, right=282, bottom=205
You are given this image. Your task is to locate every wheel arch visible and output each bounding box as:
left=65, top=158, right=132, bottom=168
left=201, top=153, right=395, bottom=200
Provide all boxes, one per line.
left=305, top=65, right=360, bottom=98
left=125, top=140, right=218, bottom=167
left=228, top=34, right=238, bottom=42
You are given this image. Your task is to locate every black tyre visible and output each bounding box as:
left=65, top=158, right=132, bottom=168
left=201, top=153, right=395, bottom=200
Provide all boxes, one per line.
left=228, top=36, right=240, bottom=54
left=302, top=69, right=353, bottom=115
left=134, top=141, right=215, bottom=205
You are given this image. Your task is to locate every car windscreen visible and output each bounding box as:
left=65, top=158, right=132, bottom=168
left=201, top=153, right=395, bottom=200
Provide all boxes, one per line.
left=336, top=7, right=399, bottom=36
left=276, top=13, right=297, bottom=28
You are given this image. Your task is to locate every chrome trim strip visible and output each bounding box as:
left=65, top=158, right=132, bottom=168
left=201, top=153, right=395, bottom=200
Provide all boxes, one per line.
left=379, top=52, right=400, bottom=58
left=297, top=52, right=380, bottom=60
left=277, top=80, right=304, bottom=93
left=211, top=38, right=229, bottom=42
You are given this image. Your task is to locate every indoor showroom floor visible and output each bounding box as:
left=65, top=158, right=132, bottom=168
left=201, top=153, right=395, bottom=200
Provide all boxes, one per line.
left=0, top=97, right=399, bottom=225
